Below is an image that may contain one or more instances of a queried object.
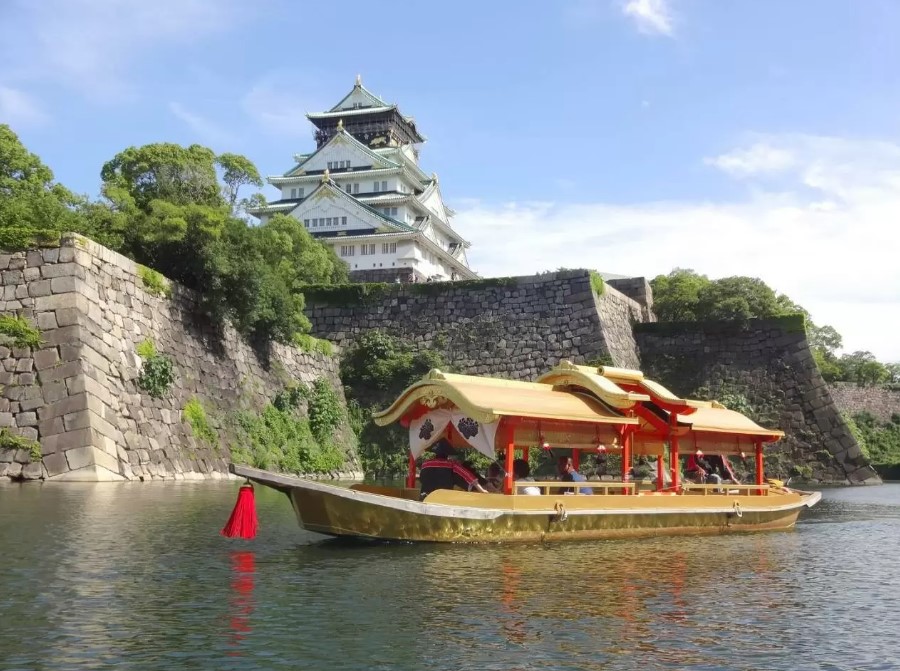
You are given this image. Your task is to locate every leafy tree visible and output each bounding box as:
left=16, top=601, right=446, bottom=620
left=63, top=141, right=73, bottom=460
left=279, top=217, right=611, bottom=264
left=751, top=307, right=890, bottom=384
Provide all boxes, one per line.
left=838, top=351, right=890, bottom=387
left=649, top=268, right=708, bottom=321
left=216, top=152, right=263, bottom=209
left=0, top=124, right=83, bottom=233
left=100, top=143, right=223, bottom=211
left=695, top=276, right=784, bottom=321
left=256, top=213, right=349, bottom=289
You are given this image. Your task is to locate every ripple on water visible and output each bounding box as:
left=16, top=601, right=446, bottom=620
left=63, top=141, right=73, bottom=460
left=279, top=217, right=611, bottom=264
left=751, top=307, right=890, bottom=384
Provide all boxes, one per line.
left=1, top=482, right=899, bottom=670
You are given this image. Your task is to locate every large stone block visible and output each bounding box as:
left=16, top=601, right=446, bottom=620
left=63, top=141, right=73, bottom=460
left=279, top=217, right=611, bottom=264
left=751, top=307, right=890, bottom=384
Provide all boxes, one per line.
left=40, top=427, right=93, bottom=455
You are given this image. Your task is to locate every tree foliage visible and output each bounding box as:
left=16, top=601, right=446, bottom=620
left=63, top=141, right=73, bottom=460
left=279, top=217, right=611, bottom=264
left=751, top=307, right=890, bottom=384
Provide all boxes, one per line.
left=0, top=129, right=344, bottom=346
left=340, top=331, right=446, bottom=477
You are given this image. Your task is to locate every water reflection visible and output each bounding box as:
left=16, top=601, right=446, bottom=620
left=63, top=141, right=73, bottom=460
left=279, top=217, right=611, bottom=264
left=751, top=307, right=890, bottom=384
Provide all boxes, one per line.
left=1, top=482, right=899, bottom=670
left=227, top=552, right=256, bottom=655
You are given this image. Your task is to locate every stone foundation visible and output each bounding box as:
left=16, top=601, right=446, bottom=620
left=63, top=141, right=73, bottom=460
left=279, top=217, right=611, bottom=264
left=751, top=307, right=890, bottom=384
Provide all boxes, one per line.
left=1, top=235, right=359, bottom=482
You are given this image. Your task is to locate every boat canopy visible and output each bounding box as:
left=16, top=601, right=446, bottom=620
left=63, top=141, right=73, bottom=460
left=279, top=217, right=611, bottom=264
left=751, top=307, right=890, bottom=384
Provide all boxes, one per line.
left=372, top=369, right=638, bottom=458
left=539, top=361, right=784, bottom=450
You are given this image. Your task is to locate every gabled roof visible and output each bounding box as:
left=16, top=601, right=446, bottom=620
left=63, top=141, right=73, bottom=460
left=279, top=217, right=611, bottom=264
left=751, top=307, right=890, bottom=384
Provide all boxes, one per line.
left=328, top=75, right=389, bottom=112
left=282, top=125, right=400, bottom=177
left=288, top=177, right=417, bottom=233
left=418, top=178, right=470, bottom=247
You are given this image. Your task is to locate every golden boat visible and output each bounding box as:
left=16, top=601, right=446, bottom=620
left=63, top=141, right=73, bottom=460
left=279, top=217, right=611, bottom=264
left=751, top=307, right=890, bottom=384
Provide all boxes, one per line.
left=233, top=364, right=821, bottom=543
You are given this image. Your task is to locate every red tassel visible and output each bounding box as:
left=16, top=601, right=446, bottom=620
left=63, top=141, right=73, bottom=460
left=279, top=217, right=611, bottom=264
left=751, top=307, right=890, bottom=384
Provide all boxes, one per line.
left=221, top=483, right=258, bottom=539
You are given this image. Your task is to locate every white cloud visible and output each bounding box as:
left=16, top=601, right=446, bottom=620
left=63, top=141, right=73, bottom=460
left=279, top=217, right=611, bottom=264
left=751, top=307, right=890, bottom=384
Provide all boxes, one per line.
left=0, top=0, right=249, bottom=102
left=706, top=143, right=796, bottom=177
left=456, top=134, right=900, bottom=362
left=168, top=102, right=234, bottom=146
left=622, top=0, right=674, bottom=36
left=0, top=85, right=49, bottom=127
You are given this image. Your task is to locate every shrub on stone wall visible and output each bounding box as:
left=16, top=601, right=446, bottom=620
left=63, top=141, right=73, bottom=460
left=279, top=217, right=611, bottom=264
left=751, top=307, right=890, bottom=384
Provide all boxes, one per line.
left=0, top=428, right=41, bottom=462
left=0, top=315, right=42, bottom=349
left=183, top=397, right=218, bottom=446
left=137, top=265, right=172, bottom=298
left=852, top=411, right=900, bottom=466
left=136, top=340, right=175, bottom=399
left=229, top=379, right=344, bottom=474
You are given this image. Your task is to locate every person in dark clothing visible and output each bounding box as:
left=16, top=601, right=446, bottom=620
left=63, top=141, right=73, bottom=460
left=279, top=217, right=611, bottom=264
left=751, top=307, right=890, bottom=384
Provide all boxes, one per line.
left=557, top=456, right=592, bottom=495
left=419, top=439, right=488, bottom=500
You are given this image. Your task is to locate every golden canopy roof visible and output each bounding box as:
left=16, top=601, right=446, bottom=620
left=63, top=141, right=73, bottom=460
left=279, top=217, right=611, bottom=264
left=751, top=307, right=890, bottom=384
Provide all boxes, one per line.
left=372, top=369, right=638, bottom=427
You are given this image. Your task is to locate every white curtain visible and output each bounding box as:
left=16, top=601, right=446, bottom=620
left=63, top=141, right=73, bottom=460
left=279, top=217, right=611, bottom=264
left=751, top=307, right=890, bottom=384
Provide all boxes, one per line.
left=408, top=409, right=500, bottom=459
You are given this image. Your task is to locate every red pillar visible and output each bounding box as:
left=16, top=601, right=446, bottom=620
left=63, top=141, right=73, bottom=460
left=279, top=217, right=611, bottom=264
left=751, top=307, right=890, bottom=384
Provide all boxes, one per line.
left=755, top=440, right=764, bottom=494
left=656, top=455, right=664, bottom=492
left=670, top=413, right=680, bottom=491
left=621, top=427, right=632, bottom=494
left=504, top=444, right=515, bottom=495
left=406, top=452, right=416, bottom=489
left=523, top=446, right=530, bottom=463
left=572, top=449, right=580, bottom=471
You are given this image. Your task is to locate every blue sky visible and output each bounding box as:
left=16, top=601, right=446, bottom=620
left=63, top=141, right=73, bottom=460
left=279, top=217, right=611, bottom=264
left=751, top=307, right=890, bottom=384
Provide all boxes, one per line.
left=2, top=0, right=899, bottom=360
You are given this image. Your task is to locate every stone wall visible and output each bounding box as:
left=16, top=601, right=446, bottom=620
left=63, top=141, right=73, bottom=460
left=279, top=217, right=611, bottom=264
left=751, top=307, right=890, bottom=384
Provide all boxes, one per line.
left=304, top=271, right=647, bottom=378
left=1, top=235, right=358, bottom=482
left=829, top=382, right=900, bottom=423
left=634, top=317, right=880, bottom=484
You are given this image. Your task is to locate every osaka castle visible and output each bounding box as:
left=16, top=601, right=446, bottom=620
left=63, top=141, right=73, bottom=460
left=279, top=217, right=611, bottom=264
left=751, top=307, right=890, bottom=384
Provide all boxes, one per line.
left=248, top=76, right=476, bottom=282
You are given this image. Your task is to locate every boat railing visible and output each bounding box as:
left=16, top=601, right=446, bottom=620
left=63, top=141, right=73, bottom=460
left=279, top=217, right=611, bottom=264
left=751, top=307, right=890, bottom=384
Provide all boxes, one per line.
left=681, top=483, right=771, bottom=496
left=514, top=481, right=636, bottom=496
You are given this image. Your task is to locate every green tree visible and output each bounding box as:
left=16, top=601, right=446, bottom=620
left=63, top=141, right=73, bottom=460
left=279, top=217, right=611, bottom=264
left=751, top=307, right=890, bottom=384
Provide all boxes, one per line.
left=649, top=268, right=709, bottom=321
left=0, top=124, right=82, bottom=233
left=838, top=351, right=890, bottom=387
left=216, top=152, right=263, bottom=209
left=100, top=143, right=223, bottom=211
left=257, top=213, right=349, bottom=289
left=695, top=276, right=784, bottom=321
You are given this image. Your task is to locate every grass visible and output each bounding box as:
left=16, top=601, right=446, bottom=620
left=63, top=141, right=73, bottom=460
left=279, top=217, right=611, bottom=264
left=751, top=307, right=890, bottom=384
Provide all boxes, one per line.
left=0, top=315, right=42, bottom=349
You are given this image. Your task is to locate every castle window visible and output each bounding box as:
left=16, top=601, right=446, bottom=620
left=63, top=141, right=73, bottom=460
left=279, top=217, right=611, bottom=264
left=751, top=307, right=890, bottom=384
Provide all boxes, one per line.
left=382, top=243, right=397, bottom=254
left=373, top=181, right=381, bottom=192
left=298, top=188, right=304, bottom=198
left=353, top=183, right=359, bottom=194
left=367, top=244, right=375, bottom=255
left=303, top=219, right=309, bottom=228
left=381, top=181, right=388, bottom=191
left=290, top=188, right=297, bottom=198
left=340, top=245, right=355, bottom=257
left=341, top=216, right=347, bottom=226
left=345, top=184, right=352, bottom=194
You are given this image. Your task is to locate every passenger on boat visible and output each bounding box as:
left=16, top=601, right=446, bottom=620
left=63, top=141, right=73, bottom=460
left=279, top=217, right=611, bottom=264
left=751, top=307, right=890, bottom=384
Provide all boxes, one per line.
left=705, top=454, right=740, bottom=484
left=685, top=453, right=718, bottom=484
left=419, top=439, right=489, bottom=499
left=557, top=456, right=592, bottom=495
left=513, top=459, right=541, bottom=495
left=485, top=463, right=504, bottom=492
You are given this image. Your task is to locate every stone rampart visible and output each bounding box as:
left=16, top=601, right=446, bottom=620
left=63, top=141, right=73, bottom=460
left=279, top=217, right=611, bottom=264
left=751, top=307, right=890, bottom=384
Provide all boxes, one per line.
left=304, top=271, right=647, bottom=377
left=1, top=235, right=356, bottom=482
left=829, top=382, right=900, bottom=423
left=634, top=317, right=880, bottom=484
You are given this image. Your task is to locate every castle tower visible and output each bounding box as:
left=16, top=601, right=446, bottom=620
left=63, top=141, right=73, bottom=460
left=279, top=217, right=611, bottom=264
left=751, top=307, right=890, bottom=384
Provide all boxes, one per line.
left=247, top=77, right=474, bottom=283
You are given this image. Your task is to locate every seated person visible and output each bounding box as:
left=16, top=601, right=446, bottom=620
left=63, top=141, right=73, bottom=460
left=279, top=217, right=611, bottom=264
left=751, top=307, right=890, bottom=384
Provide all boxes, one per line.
left=419, top=439, right=489, bottom=499
left=512, top=458, right=541, bottom=495
left=705, top=454, right=739, bottom=484
left=485, top=463, right=505, bottom=493
left=557, top=456, right=592, bottom=494
left=685, top=454, right=735, bottom=486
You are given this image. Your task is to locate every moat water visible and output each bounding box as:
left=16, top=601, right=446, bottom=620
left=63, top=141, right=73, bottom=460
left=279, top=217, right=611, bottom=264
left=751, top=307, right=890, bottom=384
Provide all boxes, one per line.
left=1, top=482, right=898, bottom=671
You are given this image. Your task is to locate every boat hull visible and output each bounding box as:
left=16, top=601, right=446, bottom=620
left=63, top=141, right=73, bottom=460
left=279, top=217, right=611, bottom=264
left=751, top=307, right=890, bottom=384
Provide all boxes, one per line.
left=233, top=466, right=821, bottom=543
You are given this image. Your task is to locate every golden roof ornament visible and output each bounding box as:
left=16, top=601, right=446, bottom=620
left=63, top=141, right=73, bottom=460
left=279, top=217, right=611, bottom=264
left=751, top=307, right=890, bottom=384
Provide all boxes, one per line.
left=355, top=74, right=362, bottom=86
left=431, top=172, right=439, bottom=184
left=337, top=119, right=344, bottom=131
left=321, top=168, right=330, bottom=184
